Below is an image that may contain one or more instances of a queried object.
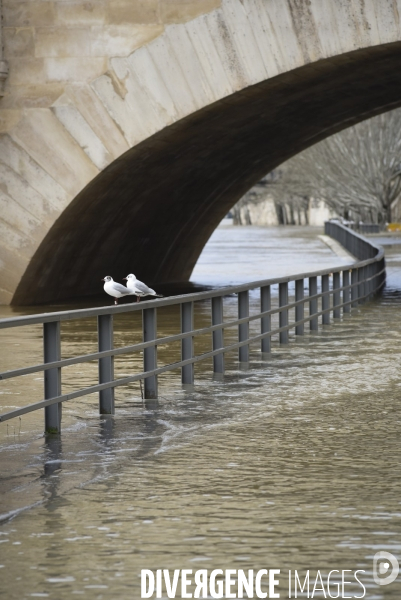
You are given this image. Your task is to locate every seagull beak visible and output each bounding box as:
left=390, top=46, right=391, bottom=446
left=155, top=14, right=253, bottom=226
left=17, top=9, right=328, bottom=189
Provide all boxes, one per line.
left=123, top=277, right=127, bottom=280
left=101, top=278, right=105, bottom=281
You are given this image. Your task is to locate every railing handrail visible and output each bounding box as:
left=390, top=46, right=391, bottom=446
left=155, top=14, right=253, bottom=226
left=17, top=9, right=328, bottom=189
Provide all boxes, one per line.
left=0, top=265, right=386, bottom=383
left=0, top=223, right=384, bottom=330
left=0, top=222, right=386, bottom=430
left=2, top=276, right=386, bottom=424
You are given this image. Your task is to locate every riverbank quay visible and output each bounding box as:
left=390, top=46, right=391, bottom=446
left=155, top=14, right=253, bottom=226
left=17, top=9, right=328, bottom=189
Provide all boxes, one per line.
left=1, top=224, right=400, bottom=599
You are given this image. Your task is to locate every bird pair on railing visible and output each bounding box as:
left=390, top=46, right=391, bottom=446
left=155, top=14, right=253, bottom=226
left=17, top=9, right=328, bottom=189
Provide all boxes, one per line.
left=102, top=274, right=163, bottom=305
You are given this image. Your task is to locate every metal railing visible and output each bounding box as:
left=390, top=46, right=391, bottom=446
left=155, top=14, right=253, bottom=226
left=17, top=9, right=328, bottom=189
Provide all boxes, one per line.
left=345, top=222, right=383, bottom=234
left=0, top=222, right=385, bottom=433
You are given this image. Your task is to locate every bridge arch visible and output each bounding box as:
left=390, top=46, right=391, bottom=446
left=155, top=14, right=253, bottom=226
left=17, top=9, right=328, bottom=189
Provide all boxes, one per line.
left=1, top=0, right=401, bottom=304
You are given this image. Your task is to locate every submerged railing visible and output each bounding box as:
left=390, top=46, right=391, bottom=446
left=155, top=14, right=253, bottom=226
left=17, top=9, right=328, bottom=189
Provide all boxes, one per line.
left=0, top=222, right=385, bottom=433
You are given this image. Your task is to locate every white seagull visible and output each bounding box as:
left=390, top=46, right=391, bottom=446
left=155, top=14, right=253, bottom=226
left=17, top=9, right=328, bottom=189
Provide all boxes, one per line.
left=102, top=276, right=130, bottom=305
left=124, top=274, right=163, bottom=303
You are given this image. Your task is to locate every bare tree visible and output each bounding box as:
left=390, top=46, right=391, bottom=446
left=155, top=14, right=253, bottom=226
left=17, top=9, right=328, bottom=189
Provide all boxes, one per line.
left=270, top=108, right=401, bottom=223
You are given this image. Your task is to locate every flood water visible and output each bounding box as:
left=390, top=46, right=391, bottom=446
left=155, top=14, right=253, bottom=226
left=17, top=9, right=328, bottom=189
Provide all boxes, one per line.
left=0, top=225, right=401, bottom=599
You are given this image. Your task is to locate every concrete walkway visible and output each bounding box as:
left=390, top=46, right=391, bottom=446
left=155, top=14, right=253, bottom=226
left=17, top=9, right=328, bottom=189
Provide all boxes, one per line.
left=191, top=223, right=353, bottom=288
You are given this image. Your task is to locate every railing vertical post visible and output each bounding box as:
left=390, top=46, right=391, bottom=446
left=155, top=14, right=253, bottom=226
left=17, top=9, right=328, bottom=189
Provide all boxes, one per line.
left=369, top=264, right=373, bottom=297
left=44, top=321, right=62, bottom=434
left=309, top=276, right=318, bottom=331
left=212, top=296, right=224, bottom=373
left=377, top=261, right=382, bottom=294
left=295, top=279, right=304, bottom=335
left=322, top=274, right=330, bottom=325
left=238, top=290, right=249, bottom=361
left=342, top=270, right=351, bottom=314
left=333, top=272, right=341, bottom=319
left=351, top=269, right=359, bottom=307
left=366, top=264, right=371, bottom=300
left=358, top=267, right=364, bottom=304
left=372, top=264, right=376, bottom=295
left=181, top=301, right=194, bottom=384
left=98, top=314, right=114, bottom=414
left=370, top=263, right=377, bottom=299
left=279, top=282, right=289, bottom=344
left=143, top=308, right=158, bottom=399
left=261, top=285, right=271, bottom=352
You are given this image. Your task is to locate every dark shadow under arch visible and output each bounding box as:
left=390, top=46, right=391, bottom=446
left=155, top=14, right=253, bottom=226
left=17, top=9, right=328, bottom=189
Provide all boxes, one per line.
left=13, top=41, right=401, bottom=304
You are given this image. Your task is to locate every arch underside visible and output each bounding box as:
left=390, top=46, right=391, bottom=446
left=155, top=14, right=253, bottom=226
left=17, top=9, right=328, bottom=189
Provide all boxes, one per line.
left=13, top=42, right=401, bottom=304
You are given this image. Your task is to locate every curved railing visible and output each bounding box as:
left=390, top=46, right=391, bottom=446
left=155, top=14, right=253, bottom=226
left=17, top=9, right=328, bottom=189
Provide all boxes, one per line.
left=0, top=221, right=385, bottom=433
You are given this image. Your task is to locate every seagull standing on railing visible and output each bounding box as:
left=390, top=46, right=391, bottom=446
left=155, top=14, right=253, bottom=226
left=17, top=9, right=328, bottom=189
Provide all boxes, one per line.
left=102, top=276, right=131, bottom=305
left=124, top=274, right=163, bottom=302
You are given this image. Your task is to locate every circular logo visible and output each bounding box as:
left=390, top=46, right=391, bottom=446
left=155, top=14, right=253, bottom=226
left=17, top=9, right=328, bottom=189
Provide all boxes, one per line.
left=373, top=551, right=399, bottom=586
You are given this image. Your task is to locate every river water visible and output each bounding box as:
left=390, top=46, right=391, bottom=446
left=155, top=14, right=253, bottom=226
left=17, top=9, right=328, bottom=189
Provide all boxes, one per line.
left=0, top=225, right=401, bottom=599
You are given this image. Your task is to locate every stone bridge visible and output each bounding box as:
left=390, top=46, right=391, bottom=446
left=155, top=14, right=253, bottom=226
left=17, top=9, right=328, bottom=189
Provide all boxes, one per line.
left=1, top=0, right=401, bottom=304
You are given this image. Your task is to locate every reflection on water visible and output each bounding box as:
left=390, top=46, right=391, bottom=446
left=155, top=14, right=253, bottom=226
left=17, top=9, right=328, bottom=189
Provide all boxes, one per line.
left=0, top=225, right=401, bottom=599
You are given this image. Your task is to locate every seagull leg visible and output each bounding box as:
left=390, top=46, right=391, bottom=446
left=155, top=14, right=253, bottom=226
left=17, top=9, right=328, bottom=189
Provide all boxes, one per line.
left=136, top=296, right=140, bottom=303
left=114, top=299, right=118, bottom=305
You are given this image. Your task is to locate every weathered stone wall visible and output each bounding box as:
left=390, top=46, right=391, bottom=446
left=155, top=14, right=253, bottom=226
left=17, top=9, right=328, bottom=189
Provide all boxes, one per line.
left=233, top=196, right=280, bottom=226
left=232, top=196, right=336, bottom=227
left=1, top=0, right=401, bottom=303
left=2, top=1, right=221, bottom=110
